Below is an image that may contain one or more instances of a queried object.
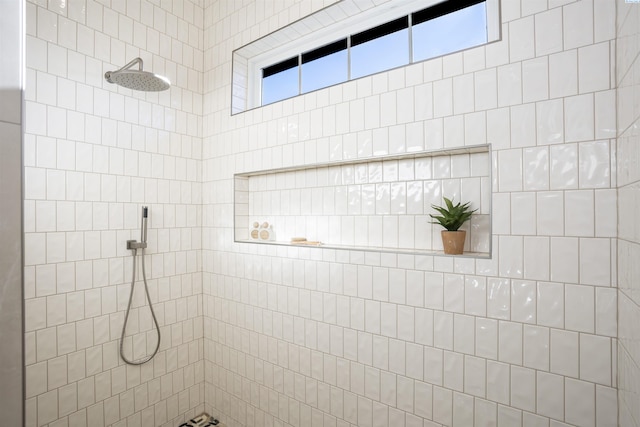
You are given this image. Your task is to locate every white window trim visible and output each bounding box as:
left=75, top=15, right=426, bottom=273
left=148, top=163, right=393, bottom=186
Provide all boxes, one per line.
left=239, top=0, right=501, bottom=112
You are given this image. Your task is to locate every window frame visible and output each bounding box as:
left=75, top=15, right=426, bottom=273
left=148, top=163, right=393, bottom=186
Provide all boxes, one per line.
left=242, top=0, right=500, bottom=111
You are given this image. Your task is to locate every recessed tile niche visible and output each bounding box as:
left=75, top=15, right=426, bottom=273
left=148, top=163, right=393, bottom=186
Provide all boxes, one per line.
left=234, top=145, right=492, bottom=257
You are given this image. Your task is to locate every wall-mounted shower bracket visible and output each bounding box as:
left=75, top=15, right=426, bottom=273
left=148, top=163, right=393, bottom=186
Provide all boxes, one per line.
left=127, top=240, right=147, bottom=250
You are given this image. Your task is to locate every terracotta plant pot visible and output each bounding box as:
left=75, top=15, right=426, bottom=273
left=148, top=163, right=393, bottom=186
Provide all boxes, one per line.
left=441, top=230, right=466, bottom=255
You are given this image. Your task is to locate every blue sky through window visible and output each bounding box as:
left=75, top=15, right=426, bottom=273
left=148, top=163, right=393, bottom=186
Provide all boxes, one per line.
left=302, top=50, right=348, bottom=94
left=351, top=29, right=410, bottom=79
left=412, top=2, right=487, bottom=62
left=261, top=1, right=488, bottom=106
left=262, top=67, right=298, bottom=105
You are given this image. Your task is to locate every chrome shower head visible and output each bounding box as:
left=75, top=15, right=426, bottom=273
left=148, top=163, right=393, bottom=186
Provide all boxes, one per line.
left=105, top=58, right=170, bottom=91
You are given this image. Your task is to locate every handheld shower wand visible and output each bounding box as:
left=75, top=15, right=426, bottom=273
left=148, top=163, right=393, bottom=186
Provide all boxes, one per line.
left=141, top=206, right=148, bottom=244
left=127, top=206, right=148, bottom=250
left=121, top=206, right=161, bottom=365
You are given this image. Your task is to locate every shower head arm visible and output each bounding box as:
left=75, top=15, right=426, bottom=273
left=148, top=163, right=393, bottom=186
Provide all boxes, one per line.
left=105, top=57, right=144, bottom=84
left=117, top=57, right=144, bottom=72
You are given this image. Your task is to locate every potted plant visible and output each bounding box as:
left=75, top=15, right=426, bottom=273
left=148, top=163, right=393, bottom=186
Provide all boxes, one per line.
left=430, top=197, right=477, bottom=255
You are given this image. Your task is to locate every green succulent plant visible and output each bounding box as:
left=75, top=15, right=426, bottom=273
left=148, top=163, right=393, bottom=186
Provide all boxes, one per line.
left=429, top=197, right=477, bottom=231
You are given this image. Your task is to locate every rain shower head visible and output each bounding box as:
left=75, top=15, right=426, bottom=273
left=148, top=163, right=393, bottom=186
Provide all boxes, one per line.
left=105, top=57, right=170, bottom=91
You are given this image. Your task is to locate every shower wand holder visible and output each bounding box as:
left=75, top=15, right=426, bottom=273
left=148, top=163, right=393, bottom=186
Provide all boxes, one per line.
left=127, top=240, right=147, bottom=250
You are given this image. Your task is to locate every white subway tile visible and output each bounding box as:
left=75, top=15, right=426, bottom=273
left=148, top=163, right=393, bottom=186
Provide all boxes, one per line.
left=535, top=8, right=563, bottom=55
left=444, top=116, right=464, bottom=148
left=434, top=311, right=453, bottom=351
left=549, top=50, right=578, bottom=98
left=499, top=321, right=522, bottom=365
left=511, top=366, right=536, bottom=412
left=453, top=74, right=474, bottom=115
left=453, top=314, right=475, bottom=355
left=565, top=378, right=595, bottom=427
left=510, top=104, right=537, bottom=148
left=595, top=287, right=617, bottom=337
left=465, top=111, right=487, bottom=147
left=580, top=334, right=611, bottom=385
left=498, top=150, right=523, bottom=191
left=551, top=237, right=579, bottom=283
left=463, top=276, right=486, bottom=316
left=26, top=36, right=48, bottom=73
left=502, top=1, right=521, bottom=23
left=497, top=63, right=523, bottom=107
left=550, top=144, right=578, bottom=189
left=444, top=274, right=464, bottom=313
left=464, top=355, right=486, bottom=397
left=37, top=389, right=59, bottom=425
left=48, top=44, right=67, bottom=78
left=453, top=392, right=474, bottom=425
left=475, top=398, right=497, bottom=426
left=511, top=280, right=536, bottom=323
left=522, top=57, right=549, bottom=103
left=536, top=191, right=564, bottom=235
left=536, top=99, right=564, bottom=145
left=509, top=16, right=535, bottom=62
left=563, top=0, right=594, bottom=50
left=433, top=79, right=453, bottom=118
left=523, top=237, right=550, bottom=281
left=25, top=298, right=47, bottom=332
left=499, top=236, right=523, bottom=278
left=550, top=329, right=579, bottom=377
left=580, top=238, right=611, bottom=286
left=443, top=351, right=464, bottom=391
left=36, top=327, right=58, bottom=362
left=475, top=317, right=498, bottom=360
left=487, top=278, right=511, bottom=320
left=433, top=386, right=453, bottom=426
left=474, top=68, right=497, bottom=111
left=565, top=190, right=595, bottom=236
left=405, top=343, right=423, bottom=381
left=443, top=53, right=463, bottom=78
left=594, top=90, right=616, bottom=140
left=566, top=284, right=595, bottom=333
left=396, top=374, right=413, bottom=414
left=596, top=385, right=618, bottom=426
left=37, top=7, right=58, bottom=43
left=579, top=42, right=610, bottom=93
left=487, top=361, right=510, bottom=405
left=579, top=140, right=611, bottom=189
left=511, top=192, right=536, bottom=235
left=536, top=281, right=564, bottom=329
left=537, top=371, right=565, bottom=420
left=524, top=325, right=550, bottom=371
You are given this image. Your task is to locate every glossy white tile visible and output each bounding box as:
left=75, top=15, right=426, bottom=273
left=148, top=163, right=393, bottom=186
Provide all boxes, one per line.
left=18, top=0, right=629, bottom=426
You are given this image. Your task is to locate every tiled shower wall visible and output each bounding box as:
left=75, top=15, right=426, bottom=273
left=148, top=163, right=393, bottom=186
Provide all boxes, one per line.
left=616, top=2, right=640, bottom=426
left=203, top=0, right=619, bottom=426
left=23, top=1, right=205, bottom=426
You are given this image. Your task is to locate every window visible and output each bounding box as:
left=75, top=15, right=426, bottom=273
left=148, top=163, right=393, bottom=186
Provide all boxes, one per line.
left=232, top=0, right=500, bottom=113
left=262, top=57, right=298, bottom=106
left=412, top=1, right=488, bottom=62
left=350, top=17, right=410, bottom=79
left=259, top=0, right=488, bottom=106
left=301, top=39, right=348, bottom=93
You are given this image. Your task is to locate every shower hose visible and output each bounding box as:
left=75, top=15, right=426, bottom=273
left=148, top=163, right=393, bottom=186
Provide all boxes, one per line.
left=120, top=245, right=161, bottom=365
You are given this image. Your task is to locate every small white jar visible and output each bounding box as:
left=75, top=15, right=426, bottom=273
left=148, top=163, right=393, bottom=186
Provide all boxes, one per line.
left=258, top=222, right=274, bottom=241
left=250, top=222, right=260, bottom=240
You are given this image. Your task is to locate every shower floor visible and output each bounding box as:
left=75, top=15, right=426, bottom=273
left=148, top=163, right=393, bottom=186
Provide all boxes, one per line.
left=178, top=413, right=219, bottom=427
